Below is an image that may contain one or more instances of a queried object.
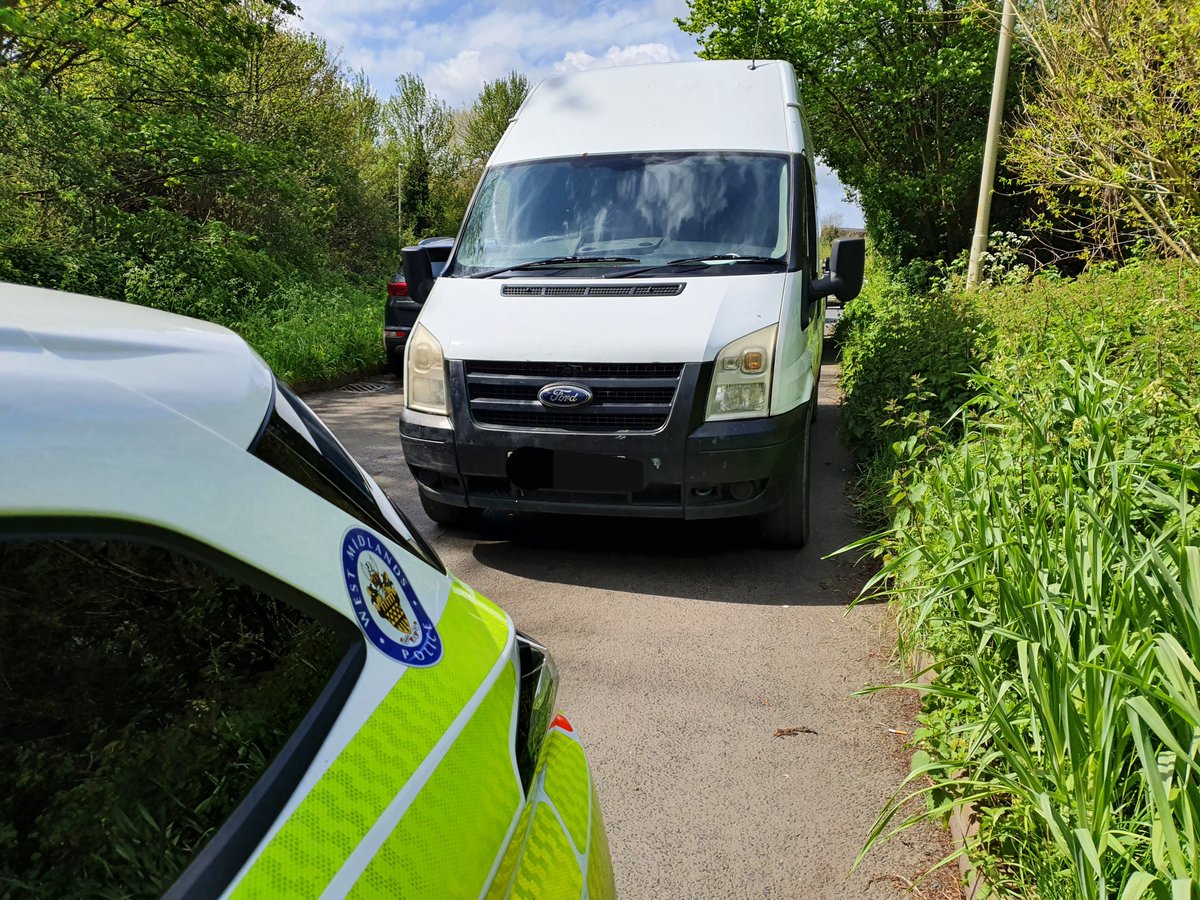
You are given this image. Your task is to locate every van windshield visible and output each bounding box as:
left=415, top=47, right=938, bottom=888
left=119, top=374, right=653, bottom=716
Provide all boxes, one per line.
left=447, top=153, right=791, bottom=277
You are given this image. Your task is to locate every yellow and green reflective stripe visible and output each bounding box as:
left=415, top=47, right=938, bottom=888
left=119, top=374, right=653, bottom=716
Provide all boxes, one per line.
left=541, top=734, right=590, bottom=853
left=458, top=578, right=506, bottom=621
left=484, top=788, right=534, bottom=900
left=509, top=802, right=584, bottom=900
left=585, top=782, right=616, bottom=900
left=490, top=727, right=614, bottom=899
left=231, top=589, right=509, bottom=899
left=346, top=662, right=522, bottom=898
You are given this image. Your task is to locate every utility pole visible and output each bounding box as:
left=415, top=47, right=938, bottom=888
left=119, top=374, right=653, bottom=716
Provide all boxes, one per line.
left=967, top=0, right=1017, bottom=288
left=397, top=161, right=404, bottom=250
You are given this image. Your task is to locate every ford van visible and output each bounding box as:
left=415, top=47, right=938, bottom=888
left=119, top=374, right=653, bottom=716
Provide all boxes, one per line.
left=398, top=60, right=863, bottom=547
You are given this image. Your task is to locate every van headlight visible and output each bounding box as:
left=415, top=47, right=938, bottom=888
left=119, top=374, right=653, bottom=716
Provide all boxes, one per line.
left=705, top=324, right=777, bottom=420
left=514, top=632, right=558, bottom=791
left=405, top=323, right=448, bottom=414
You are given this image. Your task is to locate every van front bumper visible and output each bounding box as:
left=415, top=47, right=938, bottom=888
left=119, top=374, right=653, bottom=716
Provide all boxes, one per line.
left=399, top=362, right=810, bottom=520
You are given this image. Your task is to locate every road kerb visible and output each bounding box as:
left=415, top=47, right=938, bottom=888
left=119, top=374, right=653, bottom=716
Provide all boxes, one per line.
left=913, top=650, right=987, bottom=899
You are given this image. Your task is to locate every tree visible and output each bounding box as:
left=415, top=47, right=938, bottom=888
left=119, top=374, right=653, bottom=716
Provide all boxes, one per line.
left=0, top=0, right=299, bottom=298
left=428, top=71, right=532, bottom=233
left=0, top=0, right=393, bottom=307
left=462, top=71, right=529, bottom=166
left=678, top=0, right=1031, bottom=268
left=382, top=73, right=458, bottom=240
left=227, top=29, right=391, bottom=274
left=1008, top=0, right=1200, bottom=263
left=819, top=212, right=845, bottom=252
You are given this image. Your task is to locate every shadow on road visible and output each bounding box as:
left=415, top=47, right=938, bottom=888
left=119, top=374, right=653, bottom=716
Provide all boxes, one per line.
left=461, top=372, right=879, bottom=607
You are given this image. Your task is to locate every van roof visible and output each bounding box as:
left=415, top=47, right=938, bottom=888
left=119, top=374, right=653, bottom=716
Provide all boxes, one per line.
left=490, top=60, right=804, bottom=166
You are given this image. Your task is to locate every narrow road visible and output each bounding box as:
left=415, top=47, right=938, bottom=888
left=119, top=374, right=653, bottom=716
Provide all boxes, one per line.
left=305, top=336, right=956, bottom=898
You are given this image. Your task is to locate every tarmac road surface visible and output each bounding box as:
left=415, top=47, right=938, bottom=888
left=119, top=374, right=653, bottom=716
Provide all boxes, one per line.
left=304, top=332, right=958, bottom=899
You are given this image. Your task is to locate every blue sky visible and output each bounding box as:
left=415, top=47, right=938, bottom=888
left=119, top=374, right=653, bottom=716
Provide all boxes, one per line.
left=293, top=0, right=864, bottom=227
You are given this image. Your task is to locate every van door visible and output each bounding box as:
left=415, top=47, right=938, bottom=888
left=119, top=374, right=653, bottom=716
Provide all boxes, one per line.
left=770, top=155, right=821, bottom=417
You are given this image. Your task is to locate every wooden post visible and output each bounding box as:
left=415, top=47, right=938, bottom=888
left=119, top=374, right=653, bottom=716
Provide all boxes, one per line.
left=967, top=0, right=1017, bottom=288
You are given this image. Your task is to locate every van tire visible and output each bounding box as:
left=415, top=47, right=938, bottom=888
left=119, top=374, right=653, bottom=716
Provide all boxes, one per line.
left=420, top=493, right=481, bottom=528
left=760, top=417, right=811, bottom=548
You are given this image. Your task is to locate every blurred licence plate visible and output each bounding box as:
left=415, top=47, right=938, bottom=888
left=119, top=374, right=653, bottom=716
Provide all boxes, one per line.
left=553, top=450, right=644, bottom=492
left=507, top=448, right=644, bottom=492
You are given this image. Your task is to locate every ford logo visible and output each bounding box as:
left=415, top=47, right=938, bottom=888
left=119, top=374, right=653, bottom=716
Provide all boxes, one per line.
left=537, top=382, right=593, bottom=409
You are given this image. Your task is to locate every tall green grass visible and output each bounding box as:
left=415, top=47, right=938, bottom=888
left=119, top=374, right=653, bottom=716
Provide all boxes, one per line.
left=845, top=260, right=1200, bottom=896
left=230, top=278, right=383, bottom=386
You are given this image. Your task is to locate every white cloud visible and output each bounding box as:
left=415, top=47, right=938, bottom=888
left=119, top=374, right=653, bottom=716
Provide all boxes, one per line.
left=430, top=46, right=525, bottom=98
left=293, top=0, right=697, bottom=106
left=552, top=42, right=679, bottom=74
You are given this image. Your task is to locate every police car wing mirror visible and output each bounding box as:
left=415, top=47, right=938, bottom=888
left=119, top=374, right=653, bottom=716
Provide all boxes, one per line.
left=401, top=245, right=436, bottom=304
left=811, top=237, right=865, bottom=306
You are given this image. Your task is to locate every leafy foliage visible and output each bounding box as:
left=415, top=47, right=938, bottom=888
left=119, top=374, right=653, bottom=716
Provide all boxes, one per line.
left=678, top=0, right=1032, bottom=267
left=234, top=277, right=385, bottom=387
left=0, top=3, right=536, bottom=382
left=836, top=254, right=989, bottom=516
left=462, top=71, right=529, bottom=168
left=0, top=1, right=391, bottom=299
left=1009, top=0, right=1200, bottom=264
left=382, top=73, right=460, bottom=242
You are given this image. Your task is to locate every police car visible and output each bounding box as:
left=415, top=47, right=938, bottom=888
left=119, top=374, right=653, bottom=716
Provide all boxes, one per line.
left=0, top=282, right=614, bottom=898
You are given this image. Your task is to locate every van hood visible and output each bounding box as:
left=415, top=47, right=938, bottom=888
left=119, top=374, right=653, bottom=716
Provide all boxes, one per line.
left=416, top=274, right=786, bottom=363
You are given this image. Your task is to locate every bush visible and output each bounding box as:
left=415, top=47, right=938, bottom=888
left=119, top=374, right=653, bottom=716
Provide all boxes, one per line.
left=837, top=257, right=989, bottom=518
left=1009, top=0, right=1200, bottom=262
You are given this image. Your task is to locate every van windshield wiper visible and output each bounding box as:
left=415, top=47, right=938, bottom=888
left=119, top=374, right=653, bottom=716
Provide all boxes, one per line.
left=467, top=256, right=640, bottom=278
left=668, top=254, right=786, bottom=265
left=607, top=254, right=786, bottom=278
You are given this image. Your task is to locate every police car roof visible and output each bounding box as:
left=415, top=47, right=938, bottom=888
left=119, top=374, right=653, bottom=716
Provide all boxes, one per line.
left=0, top=281, right=274, bottom=455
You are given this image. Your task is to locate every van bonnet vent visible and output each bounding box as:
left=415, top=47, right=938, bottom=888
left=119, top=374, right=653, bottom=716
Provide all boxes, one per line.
left=500, top=283, right=685, bottom=298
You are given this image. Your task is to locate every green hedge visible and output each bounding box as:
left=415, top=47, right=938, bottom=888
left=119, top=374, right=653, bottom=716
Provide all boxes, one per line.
left=836, top=259, right=989, bottom=519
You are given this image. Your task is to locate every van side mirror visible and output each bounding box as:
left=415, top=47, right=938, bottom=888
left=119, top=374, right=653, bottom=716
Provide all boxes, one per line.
left=811, top=237, right=865, bottom=305
left=401, top=245, right=436, bottom=304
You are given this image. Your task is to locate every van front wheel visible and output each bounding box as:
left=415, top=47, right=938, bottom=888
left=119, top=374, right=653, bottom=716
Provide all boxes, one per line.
left=760, top=420, right=811, bottom=548
left=420, top=493, right=482, bottom=529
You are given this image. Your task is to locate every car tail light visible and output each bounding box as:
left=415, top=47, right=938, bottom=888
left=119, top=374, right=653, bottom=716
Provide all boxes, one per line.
left=387, top=280, right=408, bottom=297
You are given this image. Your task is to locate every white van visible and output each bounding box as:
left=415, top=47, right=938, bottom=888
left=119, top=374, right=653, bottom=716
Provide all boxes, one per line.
left=399, top=60, right=864, bottom=546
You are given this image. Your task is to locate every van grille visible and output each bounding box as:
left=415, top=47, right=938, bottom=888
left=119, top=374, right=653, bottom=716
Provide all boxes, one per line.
left=463, top=361, right=683, bottom=433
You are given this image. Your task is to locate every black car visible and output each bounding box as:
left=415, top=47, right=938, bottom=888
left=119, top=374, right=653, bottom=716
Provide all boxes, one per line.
left=384, top=236, right=454, bottom=376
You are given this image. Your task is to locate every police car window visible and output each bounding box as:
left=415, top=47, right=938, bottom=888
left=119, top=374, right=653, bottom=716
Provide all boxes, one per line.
left=0, top=535, right=358, bottom=899
left=253, top=381, right=443, bottom=572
